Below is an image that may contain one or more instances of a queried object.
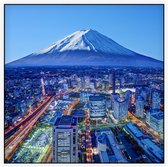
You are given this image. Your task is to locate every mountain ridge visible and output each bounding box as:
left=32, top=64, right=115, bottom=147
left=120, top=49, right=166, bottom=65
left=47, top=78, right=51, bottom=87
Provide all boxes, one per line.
left=7, top=29, right=163, bottom=68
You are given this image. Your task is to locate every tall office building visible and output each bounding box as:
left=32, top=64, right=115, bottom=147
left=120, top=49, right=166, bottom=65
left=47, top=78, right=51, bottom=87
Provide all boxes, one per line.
left=140, top=89, right=147, bottom=102
left=152, top=91, right=161, bottom=110
left=111, top=93, right=120, bottom=110
left=89, top=95, right=106, bottom=118
left=111, top=70, right=117, bottom=111
left=135, top=96, right=145, bottom=118
left=80, top=76, right=85, bottom=90
left=63, top=83, right=68, bottom=91
left=80, top=91, right=90, bottom=103
left=102, top=81, right=109, bottom=91
left=67, top=78, right=72, bottom=88
left=146, top=109, right=163, bottom=134
left=113, top=95, right=129, bottom=121
left=109, top=73, right=113, bottom=85
left=125, top=90, right=132, bottom=107
left=52, top=116, right=78, bottom=163
left=89, top=81, right=95, bottom=90
left=135, top=86, right=150, bottom=106
left=112, top=71, right=116, bottom=94
left=41, top=78, right=46, bottom=96
left=85, top=76, right=91, bottom=89
left=135, top=87, right=142, bottom=97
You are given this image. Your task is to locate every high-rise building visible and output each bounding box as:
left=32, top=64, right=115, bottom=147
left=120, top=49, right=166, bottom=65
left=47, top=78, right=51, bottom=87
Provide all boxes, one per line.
left=109, top=73, right=113, bottom=85
left=125, top=90, right=132, bottom=107
left=113, top=95, right=128, bottom=121
left=146, top=109, right=163, bottom=134
left=52, top=116, right=78, bottom=163
left=41, top=78, right=45, bottom=96
left=111, top=93, right=119, bottom=110
left=140, top=89, right=147, bottom=102
left=150, top=112, right=163, bottom=134
left=80, top=76, right=85, bottom=90
left=112, top=71, right=116, bottom=94
left=135, top=87, right=142, bottom=97
left=152, top=91, right=161, bottom=109
left=135, top=96, right=144, bottom=118
left=67, top=78, right=72, bottom=88
left=89, top=95, right=106, bottom=117
left=102, top=81, right=109, bottom=91
left=80, top=91, right=90, bottom=103
left=85, top=76, right=91, bottom=89
left=135, top=86, right=151, bottom=106
left=89, top=81, right=95, bottom=90
left=63, top=83, right=68, bottom=91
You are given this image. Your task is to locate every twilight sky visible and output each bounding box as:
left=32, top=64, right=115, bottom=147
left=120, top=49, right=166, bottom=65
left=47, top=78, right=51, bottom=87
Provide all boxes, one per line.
left=5, top=5, right=163, bottom=63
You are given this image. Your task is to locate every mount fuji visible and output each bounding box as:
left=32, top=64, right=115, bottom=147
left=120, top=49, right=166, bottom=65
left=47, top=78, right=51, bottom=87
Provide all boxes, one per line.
left=7, top=29, right=163, bottom=68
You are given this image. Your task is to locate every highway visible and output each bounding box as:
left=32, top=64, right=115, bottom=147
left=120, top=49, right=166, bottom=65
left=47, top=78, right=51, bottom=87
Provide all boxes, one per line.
left=5, top=96, right=51, bottom=139
left=5, top=88, right=78, bottom=162
left=5, top=96, right=54, bottom=161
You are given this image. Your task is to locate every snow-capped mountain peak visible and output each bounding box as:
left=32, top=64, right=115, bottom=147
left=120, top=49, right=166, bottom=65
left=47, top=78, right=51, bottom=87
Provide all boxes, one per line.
left=33, top=29, right=135, bottom=56
left=8, top=29, right=162, bottom=68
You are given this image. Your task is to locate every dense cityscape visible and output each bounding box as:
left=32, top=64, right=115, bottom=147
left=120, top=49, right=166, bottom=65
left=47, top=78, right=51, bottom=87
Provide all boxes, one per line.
left=4, top=66, right=164, bottom=163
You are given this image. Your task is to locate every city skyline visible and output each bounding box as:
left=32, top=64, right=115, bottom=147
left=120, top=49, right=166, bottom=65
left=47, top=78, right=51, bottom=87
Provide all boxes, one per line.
left=5, top=66, right=164, bottom=163
left=4, top=4, right=164, bottom=164
left=5, top=5, right=163, bottom=63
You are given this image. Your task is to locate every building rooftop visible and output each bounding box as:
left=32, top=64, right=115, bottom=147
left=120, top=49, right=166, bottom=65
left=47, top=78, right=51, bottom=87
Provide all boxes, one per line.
left=54, top=115, right=77, bottom=127
left=149, top=108, right=161, bottom=114
left=126, top=122, right=143, bottom=138
left=151, top=112, right=163, bottom=120
left=89, top=95, right=104, bottom=101
left=96, top=129, right=126, bottom=162
left=98, top=133, right=107, bottom=145
left=117, top=96, right=127, bottom=102
left=136, top=95, right=144, bottom=101
left=72, top=109, right=84, bottom=117
left=141, top=138, right=163, bottom=160
left=100, top=151, right=109, bottom=162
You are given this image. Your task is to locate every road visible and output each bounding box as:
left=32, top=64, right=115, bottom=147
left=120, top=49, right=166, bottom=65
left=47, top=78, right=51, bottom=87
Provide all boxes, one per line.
left=5, top=96, right=51, bottom=139
left=63, top=98, right=80, bottom=115
left=5, top=88, right=79, bottom=162
left=41, top=144, right=52, bottom=162
left=128, top=111, right=161, bottom=142
left=5, top=96, right=54, bottom=161
left=84, top=110, right=93, bottom=163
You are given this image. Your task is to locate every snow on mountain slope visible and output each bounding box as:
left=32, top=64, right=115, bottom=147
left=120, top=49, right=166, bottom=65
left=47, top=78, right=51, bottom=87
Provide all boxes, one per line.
left=33, top=29, right=135, bottom=56
left=7, top=29, right=163, bottom=68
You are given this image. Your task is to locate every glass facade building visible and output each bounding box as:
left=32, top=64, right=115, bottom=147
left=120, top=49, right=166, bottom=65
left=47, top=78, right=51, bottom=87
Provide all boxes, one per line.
left=52, top=116, right=78, bottom=163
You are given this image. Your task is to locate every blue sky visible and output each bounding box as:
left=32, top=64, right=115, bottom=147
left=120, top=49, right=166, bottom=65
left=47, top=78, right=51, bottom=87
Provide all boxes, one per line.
left=5, top=5, right=163, bottom=63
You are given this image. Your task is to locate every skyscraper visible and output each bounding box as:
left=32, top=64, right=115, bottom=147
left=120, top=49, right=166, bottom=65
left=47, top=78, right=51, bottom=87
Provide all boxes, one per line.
left=112, top=70, right=115, bottom=94
left=135, top=95, right=145, bottom=118
left=41, top=78, right=45, bottom=96
left=52, top=116, right=78, bottom=163
left=146, top=109, right=163, bottom=135
left=89, top=95, right=106, bottom=118
left=152, top=91, right=161, bottom=109
left=67, top=78, right=72, bottom=88
left=80, top=76, right=85, bottom=90
left=125, top=90, right=132, bottom=107
left=113, top=95, right=129, bottom=121
left=109, top=73, right=113, bottom=85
